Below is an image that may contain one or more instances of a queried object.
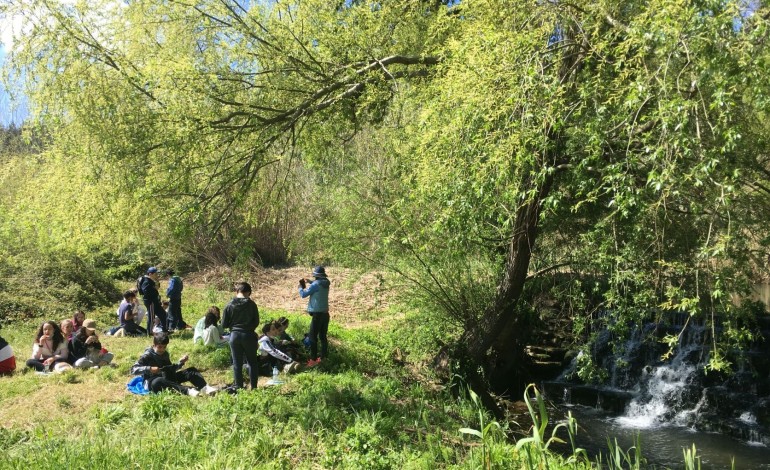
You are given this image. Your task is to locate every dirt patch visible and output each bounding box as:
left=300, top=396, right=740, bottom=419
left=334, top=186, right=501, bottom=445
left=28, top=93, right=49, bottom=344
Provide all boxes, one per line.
left=185, top=266, right=396, bottom=327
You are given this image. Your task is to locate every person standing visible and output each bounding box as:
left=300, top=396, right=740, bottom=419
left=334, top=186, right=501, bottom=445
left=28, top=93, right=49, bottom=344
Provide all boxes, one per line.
left=298, top=266, right=331, bottom=367
left=139, top=267, right=167, bottom=334
left=165, top=269, right=187, bottom=331
left=221, top=282, right=260, bottom=390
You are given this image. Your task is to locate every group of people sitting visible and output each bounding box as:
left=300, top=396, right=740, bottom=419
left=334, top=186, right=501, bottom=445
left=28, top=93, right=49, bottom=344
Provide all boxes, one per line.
left=129, top=315, right=307, bottom=396
left=23, top=311, right=115, bottom=373
left=0, top=265, right=332, bottom=396
left=191, top=304, right=308, bottom=377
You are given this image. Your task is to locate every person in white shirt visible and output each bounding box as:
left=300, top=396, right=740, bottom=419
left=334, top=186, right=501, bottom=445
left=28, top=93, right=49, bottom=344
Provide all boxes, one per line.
left=258, top=321, right=299, bottom=374
left=202, top=312, right=228, bottom=348
left=194, top=306, right=225, bottom=344
left=26, top=321, right=69, bottom=372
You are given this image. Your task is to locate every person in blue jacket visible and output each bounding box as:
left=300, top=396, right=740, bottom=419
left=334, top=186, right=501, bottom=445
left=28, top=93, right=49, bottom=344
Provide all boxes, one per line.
left=165, top=269, right=188, bottom=331
left=298, top=266, right=331, bottom=366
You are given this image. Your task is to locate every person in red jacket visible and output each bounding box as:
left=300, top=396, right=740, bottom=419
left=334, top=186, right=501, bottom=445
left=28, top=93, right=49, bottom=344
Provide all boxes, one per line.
left=0, top=334, right=16, bottom=375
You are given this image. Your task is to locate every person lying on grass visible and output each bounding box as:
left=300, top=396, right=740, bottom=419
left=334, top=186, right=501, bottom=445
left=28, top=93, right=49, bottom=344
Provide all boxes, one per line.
left=68, top=319, right=114, bottom=369
left=131, top=332, right=216, bottom=396
left=26, top=321, right=69, bottom=372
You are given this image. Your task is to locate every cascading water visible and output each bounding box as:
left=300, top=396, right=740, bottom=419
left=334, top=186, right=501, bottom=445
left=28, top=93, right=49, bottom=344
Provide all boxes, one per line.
left=615, top=326, right=706, bottom=428
left=541, top=315, right=770, bottom=467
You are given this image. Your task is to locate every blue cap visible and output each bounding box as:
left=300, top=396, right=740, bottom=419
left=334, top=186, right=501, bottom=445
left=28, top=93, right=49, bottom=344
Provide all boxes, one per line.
left=312, top=266, right=327, bottom=278
left=147, top=267, right=158, bottom=274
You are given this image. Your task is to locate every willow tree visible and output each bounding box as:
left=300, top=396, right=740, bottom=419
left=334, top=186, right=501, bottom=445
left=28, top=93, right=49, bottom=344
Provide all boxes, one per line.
left=1, top=0, right=443, bottom=265
left=4, top=0, right=770, bottom=410
left=392, top=0, right=770, bottom=399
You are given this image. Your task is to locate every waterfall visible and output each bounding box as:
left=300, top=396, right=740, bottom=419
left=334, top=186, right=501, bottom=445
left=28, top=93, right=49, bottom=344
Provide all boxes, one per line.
left=614, top=326, right=707, bottom=428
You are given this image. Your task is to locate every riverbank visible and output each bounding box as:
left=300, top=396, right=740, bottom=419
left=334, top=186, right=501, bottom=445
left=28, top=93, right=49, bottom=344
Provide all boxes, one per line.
left=0, top=279, right=745, bottom=469
left=0, top=282, right=536, bottom=469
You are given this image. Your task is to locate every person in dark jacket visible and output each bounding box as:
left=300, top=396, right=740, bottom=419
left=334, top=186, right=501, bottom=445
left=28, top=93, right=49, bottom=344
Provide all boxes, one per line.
left=165, top=269, right=188, bottom=331
left=131, top=332, right=215, bottom=396
left=221, top=282, right=260, bottom=390
left=298, top=266, right=331, bottom=366
left=68, top=319, right=113, bottom=368
left=139, top=267, right=167, bottom=334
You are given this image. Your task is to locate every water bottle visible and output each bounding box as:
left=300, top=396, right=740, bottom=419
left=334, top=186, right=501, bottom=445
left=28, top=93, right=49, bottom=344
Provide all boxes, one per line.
left=272, top=366, right=279, bottom=382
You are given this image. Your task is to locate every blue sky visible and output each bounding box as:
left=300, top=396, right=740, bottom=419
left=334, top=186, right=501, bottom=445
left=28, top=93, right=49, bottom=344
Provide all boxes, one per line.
left=0, top=45, right=27, bottom=127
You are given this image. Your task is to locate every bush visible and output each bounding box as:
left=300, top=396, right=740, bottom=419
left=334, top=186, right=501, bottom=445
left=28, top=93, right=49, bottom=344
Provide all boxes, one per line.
left=0, top=250, right=118, bottom=323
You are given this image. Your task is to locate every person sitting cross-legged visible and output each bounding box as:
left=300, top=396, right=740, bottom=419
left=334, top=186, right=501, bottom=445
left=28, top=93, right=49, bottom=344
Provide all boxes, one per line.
left=131, top=332, right=216, bottom=396
left=68, top=319, right=114, bottom=369
left=26, top=321, right=69, bottom=372
left=258, top=321, right=300, bottom=375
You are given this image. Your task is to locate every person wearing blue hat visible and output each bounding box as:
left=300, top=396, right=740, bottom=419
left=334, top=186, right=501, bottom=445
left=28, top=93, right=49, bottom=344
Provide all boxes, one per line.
left=138, top=267, right=168, bottom=334
left=298, top=266, right=331, bottom=366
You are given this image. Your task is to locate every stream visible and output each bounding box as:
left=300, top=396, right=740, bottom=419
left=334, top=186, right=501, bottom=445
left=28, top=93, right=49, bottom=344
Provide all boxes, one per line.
left=535, top=295, right=770, bottom=469
left=557, top=404, right=770, bottom=469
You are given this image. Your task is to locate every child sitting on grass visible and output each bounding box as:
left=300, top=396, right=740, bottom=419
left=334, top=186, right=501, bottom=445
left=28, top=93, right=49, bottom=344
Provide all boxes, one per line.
left=193, top=306, right=224, bottom=344
left=275, top=317, right=304, bottom=361
left=0, top=333, right=16, bottom=375
left=26, top=321, right=70, bottom=372
left=202, top=311, right=228, bottom=348
left=131, top=332, right=216, bottom=396
left=118, top=290, right=148, bottom=337
left=68, top=319, right=114, bottom=368
left=60, top=319, right=74, bottom=341
left=258, top=321, right=299, bottom=375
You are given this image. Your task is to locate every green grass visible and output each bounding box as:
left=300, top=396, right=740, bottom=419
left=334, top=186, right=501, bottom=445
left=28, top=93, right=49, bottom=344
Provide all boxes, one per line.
left=0, top=285, right=710, bottom=469
left=0, top=285, right=503, bottom=469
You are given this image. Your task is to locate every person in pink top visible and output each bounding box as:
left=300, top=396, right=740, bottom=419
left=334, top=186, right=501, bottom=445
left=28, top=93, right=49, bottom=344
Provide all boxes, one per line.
left=72, top=310, right=85, bottom=332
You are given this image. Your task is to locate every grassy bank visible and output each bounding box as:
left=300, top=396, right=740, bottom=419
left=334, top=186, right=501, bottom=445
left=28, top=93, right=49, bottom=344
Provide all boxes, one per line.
left=1, top=285, right=712, bottom=469
left=0, top=285, right=530, bottom=469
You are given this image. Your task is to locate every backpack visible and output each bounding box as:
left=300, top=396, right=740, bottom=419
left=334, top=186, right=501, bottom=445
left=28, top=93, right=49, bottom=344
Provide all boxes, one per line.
left=136, top=276, right=145, bottom=296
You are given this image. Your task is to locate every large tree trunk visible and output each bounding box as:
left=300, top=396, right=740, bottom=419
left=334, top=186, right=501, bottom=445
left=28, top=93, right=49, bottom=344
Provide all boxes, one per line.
left=452, top=171, right=556, bottom=416
left=466, top=173, right=555, bottom=362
